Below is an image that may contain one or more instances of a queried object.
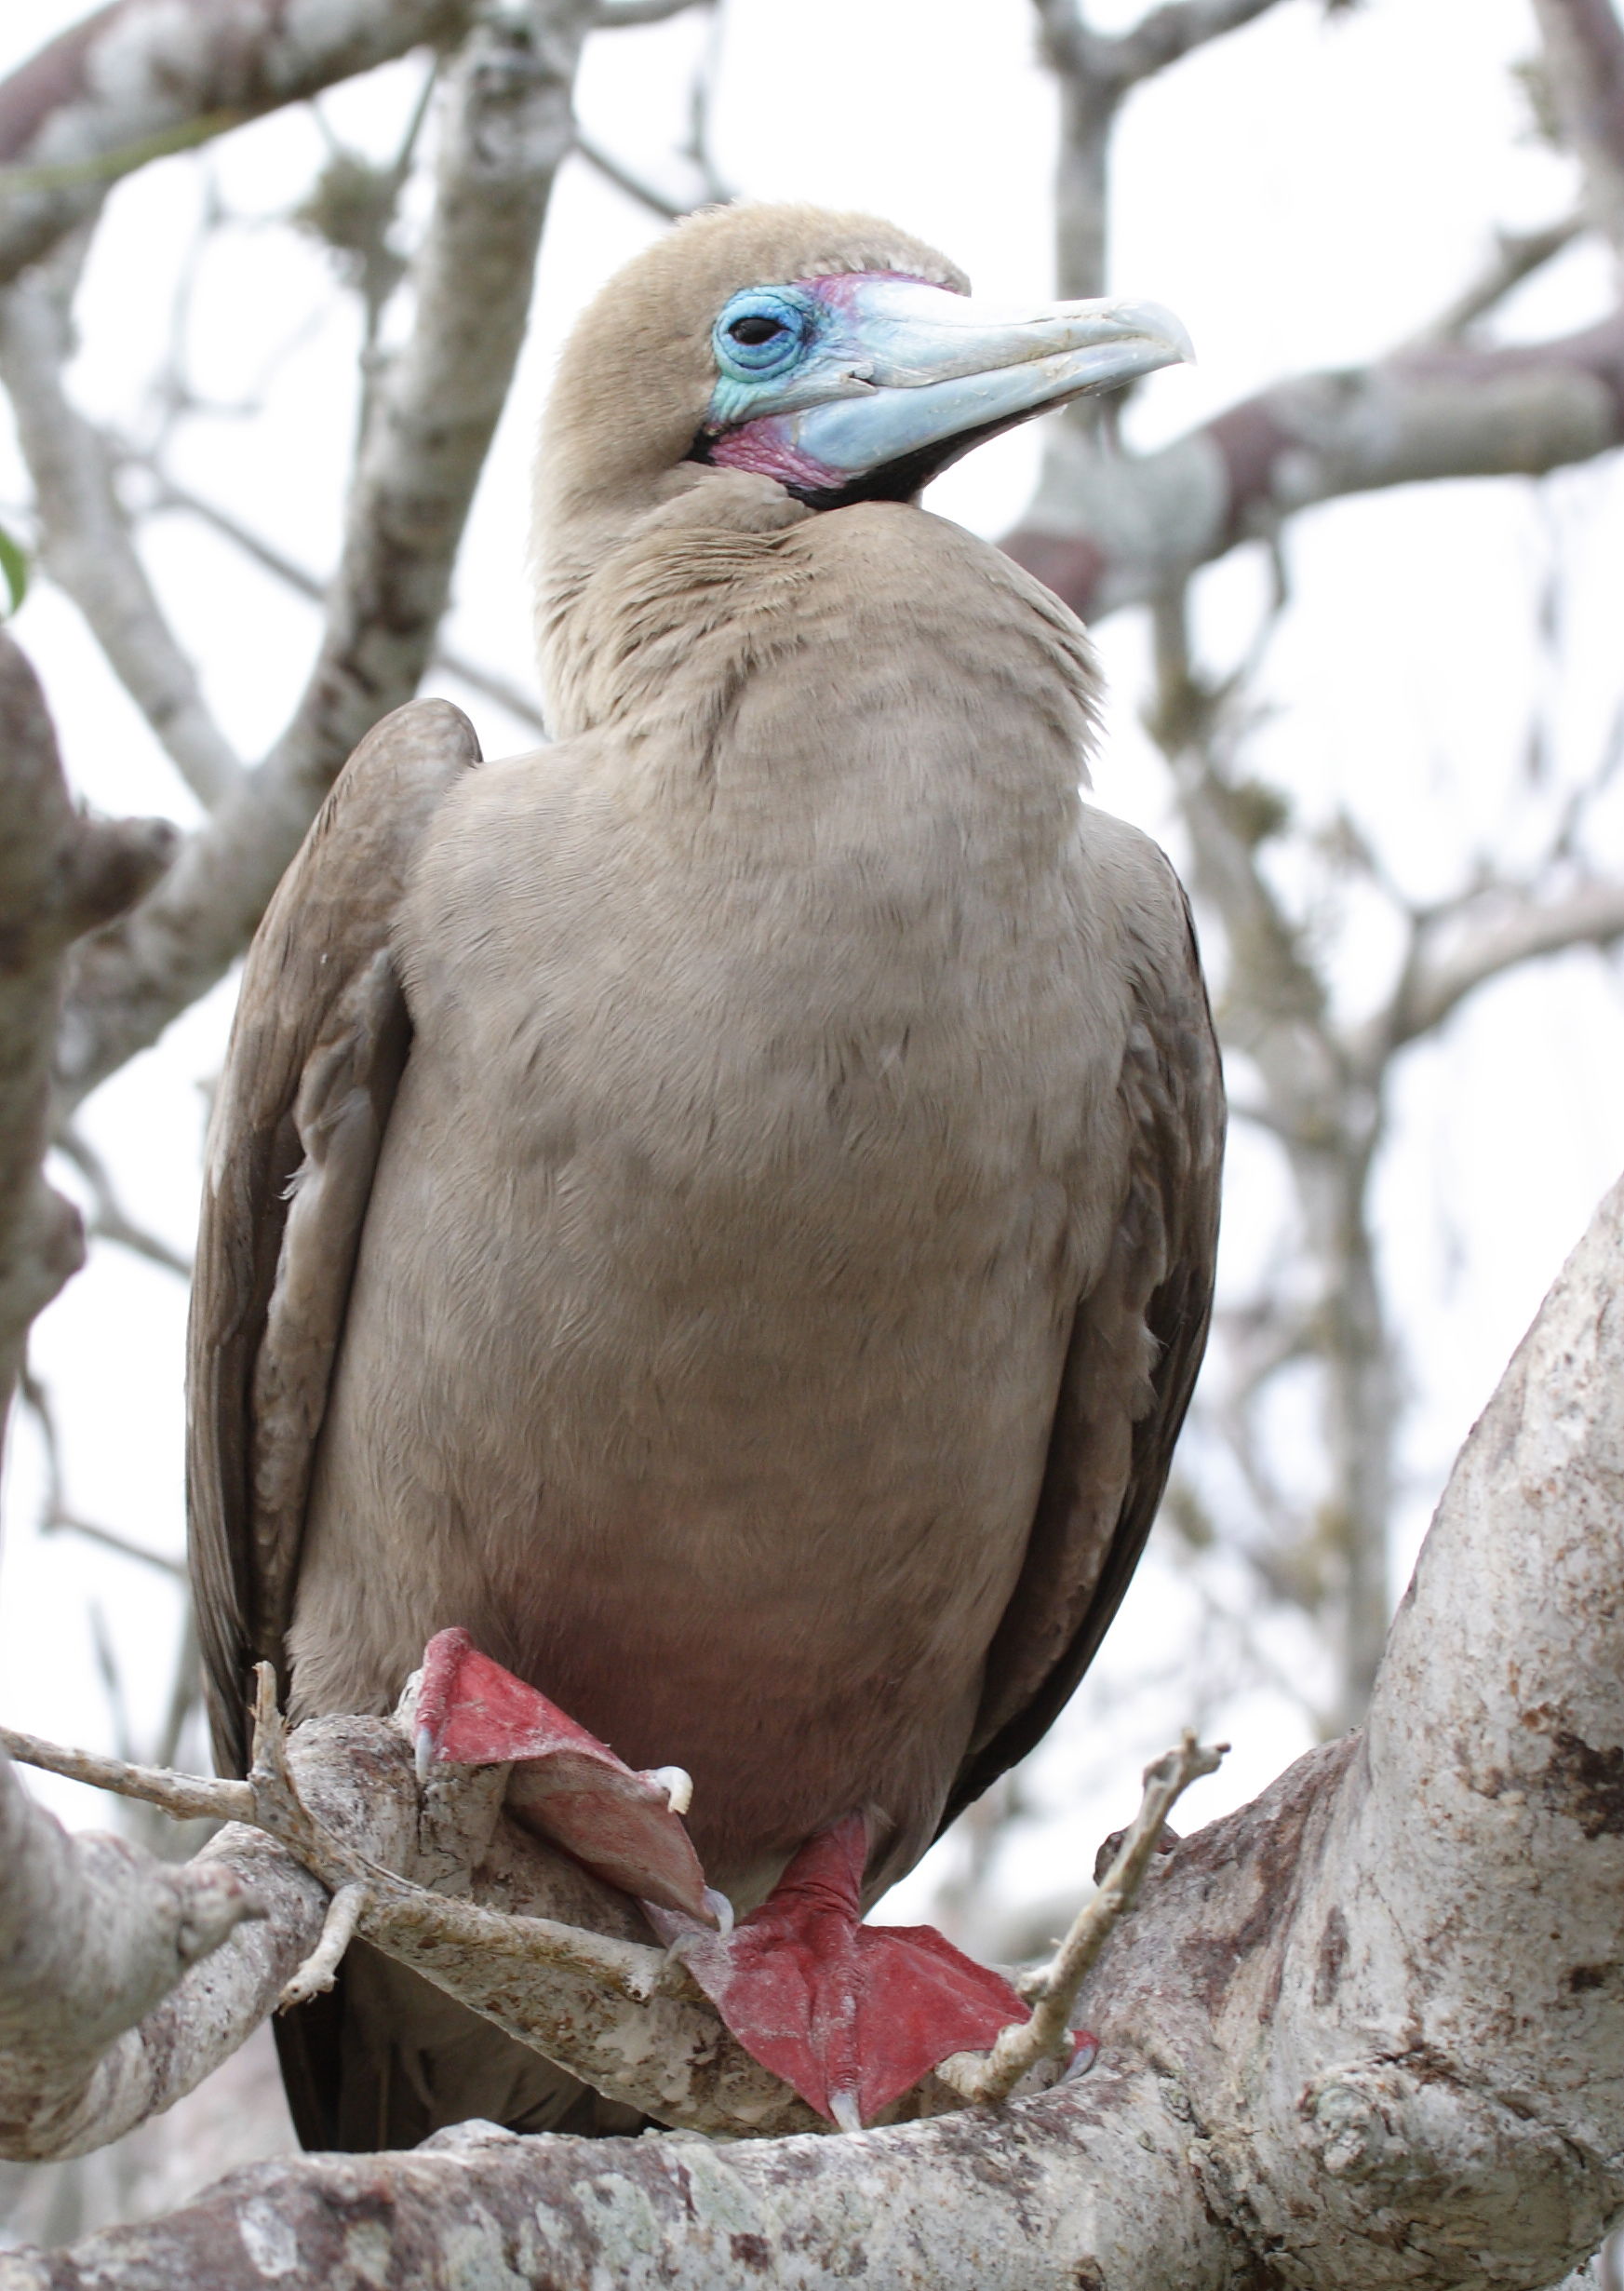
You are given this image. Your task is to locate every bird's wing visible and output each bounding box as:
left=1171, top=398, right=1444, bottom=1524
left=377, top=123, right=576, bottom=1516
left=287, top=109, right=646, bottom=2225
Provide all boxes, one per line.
left=943, top=857, right=1224, bottom=1828
left=187, top=699, right=480, bottom=1780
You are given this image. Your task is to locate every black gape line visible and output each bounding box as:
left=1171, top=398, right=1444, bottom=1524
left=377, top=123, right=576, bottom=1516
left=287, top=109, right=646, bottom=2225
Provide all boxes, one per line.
left=685, top=413, right=1031, bottom=512
left=684, top=387, right=1134, bottom=512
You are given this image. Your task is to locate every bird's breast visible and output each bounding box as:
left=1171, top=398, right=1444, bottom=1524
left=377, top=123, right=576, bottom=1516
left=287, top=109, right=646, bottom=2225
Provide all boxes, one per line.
left=294, top=710, right=1130, bottom=1888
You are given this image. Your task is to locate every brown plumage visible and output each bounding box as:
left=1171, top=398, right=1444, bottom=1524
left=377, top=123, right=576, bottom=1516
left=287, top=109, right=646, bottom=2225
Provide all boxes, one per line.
left=188, top=203, right=1223, bottom=2149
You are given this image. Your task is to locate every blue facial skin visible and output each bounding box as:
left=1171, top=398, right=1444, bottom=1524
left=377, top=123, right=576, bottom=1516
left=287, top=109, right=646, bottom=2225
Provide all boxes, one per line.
left=706, top=287, right=829, bottom=427
left=699, top=276, right=1193, bottom=486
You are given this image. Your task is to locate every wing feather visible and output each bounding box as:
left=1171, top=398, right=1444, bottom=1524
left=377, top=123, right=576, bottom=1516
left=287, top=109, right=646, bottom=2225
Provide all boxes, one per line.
left=943, top=861, right=1223, bottom=1827
left=186, top=700, right=479, bottom=1778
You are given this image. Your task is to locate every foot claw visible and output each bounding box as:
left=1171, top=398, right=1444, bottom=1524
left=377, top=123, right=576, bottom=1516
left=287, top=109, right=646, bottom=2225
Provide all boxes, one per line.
left=649, top=1764, right=693, bottom=1816
left=1064, top=2030, right=1099, bottom=2079
left=828, top=2087, right=863, bottom=2135
left=406, top=1631, right=713, bottom=1920
left=702, top=1885, right=734, bottom=1935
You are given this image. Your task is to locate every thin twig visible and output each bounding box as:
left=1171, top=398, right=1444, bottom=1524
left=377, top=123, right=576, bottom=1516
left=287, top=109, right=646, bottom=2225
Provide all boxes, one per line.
left=574, top=129, right=692, bottom=222
left=47, top=1514, right=188, bottom=1581
left=595, top=0, right=710, bottom=24
left=131, top=461, right=549, bottom=734
left=954, top=1732, right=1228, bottom=2104
left=1403, top=213, right=1585, bottom=347
left=280, top=1879, right=368, bottom=2007
left=0, top=112, right=248, bottom=199
left=0, top=1722, right=252, bottom=1825
left=55, top=1125, right=193, bottom=1278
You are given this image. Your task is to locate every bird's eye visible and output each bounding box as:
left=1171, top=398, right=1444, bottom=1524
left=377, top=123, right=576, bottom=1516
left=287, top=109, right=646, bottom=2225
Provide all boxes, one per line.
left=712, top=290, right=814, bottom=381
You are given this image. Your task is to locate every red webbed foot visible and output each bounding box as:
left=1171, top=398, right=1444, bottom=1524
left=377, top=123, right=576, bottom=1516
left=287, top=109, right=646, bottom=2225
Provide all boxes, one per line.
left=648, top=1814, right=1036, bottom=2129
left=411, top=1634, right=1092, bottom=2128
left=413, top=1627, right=718, bottom=1923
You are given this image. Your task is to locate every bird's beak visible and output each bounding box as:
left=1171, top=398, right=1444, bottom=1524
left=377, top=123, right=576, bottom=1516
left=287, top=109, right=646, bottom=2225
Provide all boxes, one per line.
left=703, top=276, right=1192, bottom=504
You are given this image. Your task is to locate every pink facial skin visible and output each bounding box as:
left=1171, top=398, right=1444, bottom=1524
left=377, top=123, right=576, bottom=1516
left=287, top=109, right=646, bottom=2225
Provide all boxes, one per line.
left=706, top=420, right=842, bottom=491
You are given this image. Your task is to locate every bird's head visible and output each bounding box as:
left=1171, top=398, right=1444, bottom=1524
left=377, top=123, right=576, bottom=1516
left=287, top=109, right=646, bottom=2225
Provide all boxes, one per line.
left=535, top=201, right=1190, bottom=541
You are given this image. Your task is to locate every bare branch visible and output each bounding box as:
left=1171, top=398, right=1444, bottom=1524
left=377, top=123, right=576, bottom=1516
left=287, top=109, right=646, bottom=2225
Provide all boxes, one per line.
left=0, top=250, right=241, bottom=807
left=574, top=128, right=691, bottom=222
left=0, top=1725, right=252, bottom=1827
left=1404, top=212, right=1587, bottom=347
left=16, top=1368, right=188, bottom=1581
left=0, top=636, right=173, bottom=1434
left=1101, top=0, right=1295, bottom=89
left=1379, top=875, right=1624, bottom=1053
left=0, top=1706, right=838, bottom=2152
left=1531, top=0, right=1624, bottom=256
left=0, top=1807, right=325, bottom=2165
left=594, top=0, right=710, bottom=21
left=51, top=1515, right=189, bottom=1580
left=277, top=1880, right=366, bottom=2008
left=1006, top=312, right=1624, bottom=623
left=53, top=1125, right=192, bottom=1276
left=0, top=1745, right=261, bottom=2159
left=956, top=1732, right=1226, bottom=2104
left=53, top=0, right=590, bottom=1108
left=135, top=465, right=549, bottom=732
left=0, top=0, right=497, bottom=290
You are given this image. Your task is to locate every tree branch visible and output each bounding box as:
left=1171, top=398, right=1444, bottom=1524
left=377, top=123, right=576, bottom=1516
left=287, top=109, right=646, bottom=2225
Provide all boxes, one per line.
left=1005, top=312, right=1624, bottom=622
left=0, top=0, right=500, bottom=290
left=1531, top=0, right=1624, bottom=257
left=0, top=248, right=242, bottom=808
left=573, top=128, right=691, bottom=222
left=52, top=1125, right=192, bottom=1276
left=51, top=0, right=590, bottom=1109
left=0, top=1705, right=839, bottom=2155
left=593, top=0, right=711, bottom=22
left=960, top=1731, right=1224, bottom=2103
left=1377, top=874, right=1624, bottom=1054
left=0, top=2061, right=1230, bottom=2289
left=135, top=461, right=548, bottom=732
left=8, top=1174, right=1624, bottom=2276
left=1403, top=212, right=1586, bottom=347
left=0, top=1745, right=262, bottom=2162
left=1099, top=0, right=1295, bottom=88
left=0, top=635, right=173, bottom=1439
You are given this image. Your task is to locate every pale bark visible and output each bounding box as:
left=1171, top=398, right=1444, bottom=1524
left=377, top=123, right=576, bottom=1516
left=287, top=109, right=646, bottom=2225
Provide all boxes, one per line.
left=0, top=1750, right=263, bottom=2164
left=0, top=1703, right=844, bottom=2153
left=0, top=242, right=243, bottom=808
left=0, top=633, right=172, bottom=1440
left=1531, top=0, right=1624, bottom=261
left=4, top=1175, right=1624, bottom=2281
left=1006, top=315, right=1624, bottom=622
left=51, top=0, right=591, bottom=1106
left=0, top=0, right=486, bottom=289
left=1143, top=559, right=1624, bottom=1737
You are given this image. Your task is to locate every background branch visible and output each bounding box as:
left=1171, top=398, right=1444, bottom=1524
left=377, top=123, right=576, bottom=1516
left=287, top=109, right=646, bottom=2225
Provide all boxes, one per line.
left=1531, top=0, right=1624, bottom=257
left=0, top=633, right=172, bottom=1443
left=0, top=247, right=240, bottom=807
left=1004, top=314, right=1624, bottom=621
left=0, top=0, right=494, bottom=290
left=51, top=0, right=591, bottom=1108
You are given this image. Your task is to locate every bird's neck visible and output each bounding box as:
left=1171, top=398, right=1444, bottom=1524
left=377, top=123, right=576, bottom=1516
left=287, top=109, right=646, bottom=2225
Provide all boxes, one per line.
left=534, top=467, right=812, bottom=748
left=532, top=473, right=1100, bottom=860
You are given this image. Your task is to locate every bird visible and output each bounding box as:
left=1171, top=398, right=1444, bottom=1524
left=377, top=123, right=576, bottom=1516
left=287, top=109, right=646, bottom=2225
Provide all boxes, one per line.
left=187, top=202, right=1223, bottom=2151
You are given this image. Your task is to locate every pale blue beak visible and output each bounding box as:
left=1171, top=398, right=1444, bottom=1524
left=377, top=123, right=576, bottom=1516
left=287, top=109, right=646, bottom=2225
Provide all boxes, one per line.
left=701, top=275, right=1192, bottom=503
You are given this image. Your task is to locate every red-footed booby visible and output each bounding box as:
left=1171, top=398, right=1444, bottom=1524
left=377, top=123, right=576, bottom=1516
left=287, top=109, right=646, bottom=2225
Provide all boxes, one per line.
left=188, top=204, right=1223, bottom=2149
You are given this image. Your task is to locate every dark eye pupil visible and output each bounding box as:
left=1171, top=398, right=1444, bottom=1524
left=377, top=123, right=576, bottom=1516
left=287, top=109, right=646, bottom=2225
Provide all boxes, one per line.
left=730, top=316, right=785, bottom=346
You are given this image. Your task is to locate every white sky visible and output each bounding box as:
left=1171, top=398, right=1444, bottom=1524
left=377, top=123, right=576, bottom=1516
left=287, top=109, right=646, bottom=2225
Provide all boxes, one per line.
left=1, top=0, right=1621, bottom=1935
